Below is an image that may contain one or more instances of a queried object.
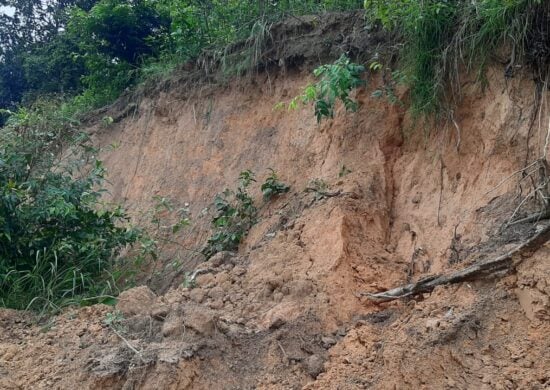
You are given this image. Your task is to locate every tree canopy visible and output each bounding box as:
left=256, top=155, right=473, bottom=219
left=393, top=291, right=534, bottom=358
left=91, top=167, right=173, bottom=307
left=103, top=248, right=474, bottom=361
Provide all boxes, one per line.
left=0, top=0, right=362, bottom=120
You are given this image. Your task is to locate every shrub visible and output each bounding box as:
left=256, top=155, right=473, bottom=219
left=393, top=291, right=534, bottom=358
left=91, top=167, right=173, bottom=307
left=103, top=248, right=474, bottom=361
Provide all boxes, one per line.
left=202, top=170, right=257, bottom=258
left=289, top=54, right=366, bottom=122
left=0, top=118, right=140, bottom=312
left=261, top=169, right=290, bottom=200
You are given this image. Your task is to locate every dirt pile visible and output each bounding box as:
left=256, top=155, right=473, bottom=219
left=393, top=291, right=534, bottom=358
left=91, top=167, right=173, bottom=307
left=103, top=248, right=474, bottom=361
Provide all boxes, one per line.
left=1, top=19, right=550, bottom=389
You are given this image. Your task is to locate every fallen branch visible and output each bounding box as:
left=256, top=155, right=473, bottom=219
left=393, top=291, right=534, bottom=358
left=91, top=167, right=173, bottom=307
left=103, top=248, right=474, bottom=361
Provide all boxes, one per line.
left=361, top=223, right=550, bottom=302
left=109, top=325, right=147, bottom=364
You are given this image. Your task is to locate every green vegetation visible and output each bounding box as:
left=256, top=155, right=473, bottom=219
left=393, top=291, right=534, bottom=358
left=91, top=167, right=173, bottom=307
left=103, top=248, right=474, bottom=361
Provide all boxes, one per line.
left=261, top=169, right=290, bottom=201
left=150, top=196, right=191, bottom=237
left=365, top=0, right=550, bottom=116
left=202, top=170, right=257, bottom=258
left=0, top=0, right=364, bottom=124
left=2, top=0, right=548, bottom=123
left=306, top=178, right=332, bottom=201
left=0, top=1, right=363, bottom=311
left=0, top=112, right=141, bottom=313
left=289, top=55, right=366, bottom=122
left=2, top=0, right=548, bottom=313
left=203, top=169, right=291, bottom=258
left=338, top=165, right=352, bottom=178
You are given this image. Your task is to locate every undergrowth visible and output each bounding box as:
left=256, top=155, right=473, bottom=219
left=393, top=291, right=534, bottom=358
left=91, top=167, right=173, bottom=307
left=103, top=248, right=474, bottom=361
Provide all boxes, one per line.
left=0, top=107, right=144, bottom=313
left=203, top=169, right=290, bottom=258
left=261, top=169, right=290, bottom=200
left=365, top=0, right=550, bottom=117
left=202, top=170, right=258, bottom=258
left=0, top=0, right=365, bottom=126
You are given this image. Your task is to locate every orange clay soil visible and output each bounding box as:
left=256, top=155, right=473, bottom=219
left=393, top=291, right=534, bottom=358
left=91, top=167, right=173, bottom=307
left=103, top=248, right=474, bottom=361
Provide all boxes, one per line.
left=1, top=59, right=549, bottom=389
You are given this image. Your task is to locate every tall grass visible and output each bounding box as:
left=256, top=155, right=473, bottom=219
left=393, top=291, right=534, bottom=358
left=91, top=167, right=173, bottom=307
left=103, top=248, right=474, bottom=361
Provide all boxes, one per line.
left=366, top=0, right=550, bottom=116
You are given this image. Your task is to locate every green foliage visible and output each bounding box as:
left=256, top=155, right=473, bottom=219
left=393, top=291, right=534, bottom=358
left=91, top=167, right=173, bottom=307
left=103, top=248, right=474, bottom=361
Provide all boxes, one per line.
left=338, top=165, right=352, bottom=178
left=1, top=0, right=366, bottom=116
left=156, top=0, right=362, bottom=61
left=150, top=196, right=191, bottom=236
left=65, top=0, right=170, bottom=105
left=22, top=35, right=87, bottom=98
left=0, top=1, right=97, bottom=112
left=202, top=171, right=257, bottom=258
left=365, top=0, right=458, bottom=115
left=69, top=0, right=168, bottom=65
left=261, top=169, right=290, bottom=201
left=371, top=67, right=407, bottom=106
left=103, top=310, right=125, bottom=331
left=0, top=115, right=140, bottom=312
left=182, top=272, right=197, bottom=289
left=290, top=55, right=366, bottom=122
left=364, top=0, right=548, bottom=116
left=0, top=54, right=27, bottom=116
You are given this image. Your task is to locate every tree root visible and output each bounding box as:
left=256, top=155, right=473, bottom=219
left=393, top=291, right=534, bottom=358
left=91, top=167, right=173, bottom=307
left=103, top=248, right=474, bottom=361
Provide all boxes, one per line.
left=361, top=223, right=550, bottom=303
left=508, top=210, right=550, bottom=226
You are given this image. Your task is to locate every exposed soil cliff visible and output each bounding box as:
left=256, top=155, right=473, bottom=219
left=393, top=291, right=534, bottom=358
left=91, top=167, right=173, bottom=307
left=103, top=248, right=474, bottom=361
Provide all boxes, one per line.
left=0, top=13, right=549, bottom=390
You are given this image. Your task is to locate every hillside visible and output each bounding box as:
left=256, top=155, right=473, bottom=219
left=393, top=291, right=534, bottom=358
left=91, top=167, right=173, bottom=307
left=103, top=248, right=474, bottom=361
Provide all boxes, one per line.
left=1, top=9, right=550, bottom=390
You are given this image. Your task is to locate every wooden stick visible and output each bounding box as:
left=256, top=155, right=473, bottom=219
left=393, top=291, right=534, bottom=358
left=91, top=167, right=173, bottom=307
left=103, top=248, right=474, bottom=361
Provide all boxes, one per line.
left=361, top=223, right=550, bottom=302
left=110, top=325, right=147, bottom=364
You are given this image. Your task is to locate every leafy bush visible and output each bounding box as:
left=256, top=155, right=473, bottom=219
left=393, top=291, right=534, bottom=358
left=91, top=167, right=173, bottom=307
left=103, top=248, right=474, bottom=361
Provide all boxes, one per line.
left=261, top=169, right=290, bottom=200
left=22, top=35, right=87, bottom=99
left=289, top=55, right=366, bottom=122
left=202, top=170, right=257, bottom=258
left=0, top=118, right=140, bottom=312
left=0, top=0, right=365, bottom=114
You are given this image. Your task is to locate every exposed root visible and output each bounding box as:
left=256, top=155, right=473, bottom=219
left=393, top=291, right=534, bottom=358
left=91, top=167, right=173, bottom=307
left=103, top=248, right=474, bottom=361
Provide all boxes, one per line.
left=508, top=210, right=550, bottom=226
left=484, top=160, right=541, bottom=197
left=305, top=188, right=343, bottom=198
left=437, top=157, right=445, bottom=227
left=361, top=222, right=550, bottom=303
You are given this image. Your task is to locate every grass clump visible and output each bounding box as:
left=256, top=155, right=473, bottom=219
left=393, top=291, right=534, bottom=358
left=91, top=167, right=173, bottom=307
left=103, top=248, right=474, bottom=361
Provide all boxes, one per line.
left=364, top=0, right=550, bottom=117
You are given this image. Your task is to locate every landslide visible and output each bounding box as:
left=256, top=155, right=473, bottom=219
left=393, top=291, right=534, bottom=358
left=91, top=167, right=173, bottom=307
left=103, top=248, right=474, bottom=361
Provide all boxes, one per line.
left=1, top=12, right=549, bottom=390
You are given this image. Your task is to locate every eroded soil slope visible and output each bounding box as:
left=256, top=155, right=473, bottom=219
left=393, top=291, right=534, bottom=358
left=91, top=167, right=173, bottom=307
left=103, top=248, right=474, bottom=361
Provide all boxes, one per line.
left=0, top=19, right=549, bottom=389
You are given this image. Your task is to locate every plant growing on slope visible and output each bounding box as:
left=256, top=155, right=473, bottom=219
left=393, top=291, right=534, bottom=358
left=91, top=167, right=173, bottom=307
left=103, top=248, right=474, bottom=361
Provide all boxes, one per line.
left=364, top=0, right=550, bottom=116
left=261, top=169, right=290, bottom=200
left=104, top=310, right=125, bottom=332
left=202, top=170, right=258, bottom=258
left=150, top=196, right=191, bottom=236
left=289, top=54, right=366, bottom=122
left=0, top=117, right=141, bottom=313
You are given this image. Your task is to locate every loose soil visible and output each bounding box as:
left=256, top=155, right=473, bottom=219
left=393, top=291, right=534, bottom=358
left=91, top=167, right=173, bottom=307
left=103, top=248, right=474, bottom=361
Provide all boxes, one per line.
left=1, top=13, right=549, bottom=390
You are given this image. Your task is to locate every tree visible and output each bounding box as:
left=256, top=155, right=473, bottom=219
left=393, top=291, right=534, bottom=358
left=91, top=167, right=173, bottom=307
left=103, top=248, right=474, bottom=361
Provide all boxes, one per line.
left=0, top=0, right=98, bottom=113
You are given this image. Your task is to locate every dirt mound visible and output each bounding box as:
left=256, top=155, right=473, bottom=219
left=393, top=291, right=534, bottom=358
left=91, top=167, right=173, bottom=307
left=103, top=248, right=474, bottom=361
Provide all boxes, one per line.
left=1, top=23, right=550, bottom=389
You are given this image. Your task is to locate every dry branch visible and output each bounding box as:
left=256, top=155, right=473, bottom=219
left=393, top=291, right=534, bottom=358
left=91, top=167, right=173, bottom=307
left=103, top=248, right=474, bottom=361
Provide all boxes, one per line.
left=109, top=325, right=147, bottom=364
left=361, top=223, right=550, bottom=303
